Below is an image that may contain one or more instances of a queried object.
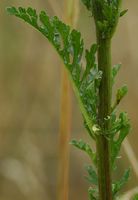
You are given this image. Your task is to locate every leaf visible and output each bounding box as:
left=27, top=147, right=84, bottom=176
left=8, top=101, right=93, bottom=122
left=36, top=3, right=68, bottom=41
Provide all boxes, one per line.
left=88, top=187, right=98, bottom=200
left=112, top=168, right=131, bottom=196
left=132, top=194, right=138, bottom=200
left=84, top=119, right=95, bottom=139
left=112, top=85, right=128, bottom=111
left=120, top=9, right=128, bottom=17
left=27, top=7, right=37, bottom=17
left=7, top=7, right=18, bottom=15
left=69, top=29, right=84, bottom=84
left=70, top=139, right=97, bottom=164
left=81, top=44, right=98, bottom=81
left=39, top=11, right=55, bottom=41
left=97, top=20, right=108, bottom=33
left=103, top=3, right=114, bottom=21
left=93, top=1, right=122, bottom=38
left=85, top=165, right=98, bottom=185
left=111, top=112, right=131, bottom=165
left=7, top=6, right=100, bottom=139
left=112, top=63, right=121, bottom=84
left=116, top=85, right=128, bottom=104
left=80, top=64, right=102, bottom=123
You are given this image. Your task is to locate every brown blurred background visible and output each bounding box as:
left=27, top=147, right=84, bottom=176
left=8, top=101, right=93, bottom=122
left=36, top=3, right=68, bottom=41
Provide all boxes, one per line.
left=0, top=0, right=138, bottom=200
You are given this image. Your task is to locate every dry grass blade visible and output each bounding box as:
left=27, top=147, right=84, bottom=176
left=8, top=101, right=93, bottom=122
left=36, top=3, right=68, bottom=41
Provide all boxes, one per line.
left=58, top=1, right=80, bottom=200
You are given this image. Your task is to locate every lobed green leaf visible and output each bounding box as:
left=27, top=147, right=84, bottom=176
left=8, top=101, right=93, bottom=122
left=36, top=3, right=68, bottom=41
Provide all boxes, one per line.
left=88, top=187, right=98, bottom=200
left=111, top=112, right=131, bottom=165
left=112, top=85, right=128, bottom=112
left=116, top=85, right=128, bottom=104
left=91, top=0, right=122, bottom=39
left=85, top=165, right=98, bottom=185
left=7, top=6, right=101, bottom=139
left=112, top=168, right=131, bottom=197
left=132, top=194, right=138, bottom=200
left=7, top=4, right=131, bottom=200
left=120, top=9, right=128, bottom=17
left=112, top=63, right=121, bottom=85
left=70, top=139, right=97, bottom=164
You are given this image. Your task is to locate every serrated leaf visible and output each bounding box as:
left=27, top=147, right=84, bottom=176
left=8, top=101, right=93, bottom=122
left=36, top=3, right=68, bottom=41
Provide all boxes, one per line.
left=7, top=6, right=99, bottom=139
left=112, top=168, right=131, bottom=196
left=70, top=139, right=97, bottom=164
left=85, top=165, right=98, bottom=185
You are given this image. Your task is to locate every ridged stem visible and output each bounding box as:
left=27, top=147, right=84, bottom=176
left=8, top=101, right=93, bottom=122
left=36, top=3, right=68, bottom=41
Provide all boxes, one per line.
left=96, top=36, right=112, bottom=200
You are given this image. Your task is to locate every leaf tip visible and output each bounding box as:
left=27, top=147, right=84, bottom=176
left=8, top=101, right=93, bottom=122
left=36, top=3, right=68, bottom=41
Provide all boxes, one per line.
left=6, top=6, right=18, bottom=15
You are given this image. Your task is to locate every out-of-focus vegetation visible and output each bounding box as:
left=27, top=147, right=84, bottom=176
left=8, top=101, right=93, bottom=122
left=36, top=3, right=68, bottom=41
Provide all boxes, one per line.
left=0, top=0, right=138, bottom=200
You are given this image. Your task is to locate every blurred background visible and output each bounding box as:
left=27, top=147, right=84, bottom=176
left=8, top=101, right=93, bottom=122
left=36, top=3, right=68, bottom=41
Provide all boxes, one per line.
left=0, top=0, right=138, bottom=200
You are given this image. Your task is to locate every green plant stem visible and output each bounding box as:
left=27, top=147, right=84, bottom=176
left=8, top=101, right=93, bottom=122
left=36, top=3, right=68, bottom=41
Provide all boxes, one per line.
left=96, top=36, right=112, bottom=200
